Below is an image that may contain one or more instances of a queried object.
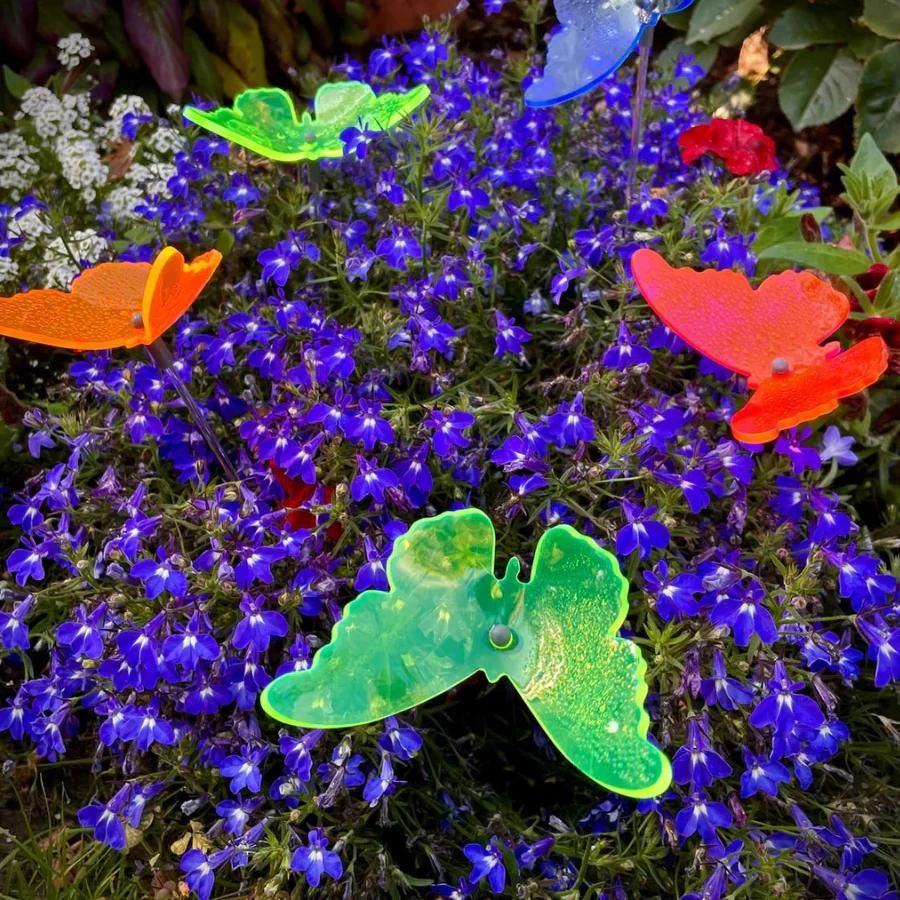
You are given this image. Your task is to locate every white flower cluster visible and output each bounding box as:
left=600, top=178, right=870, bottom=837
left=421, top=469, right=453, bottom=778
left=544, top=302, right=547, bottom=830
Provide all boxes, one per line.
left=17, top=87, right=91, bottom=139
left=57, top=33, right=94, bottom=70
left=44, top=229, right=108, bottom=289
left=0, top=132, right=39, bottom=194
left=56, top=131, right=108, bottom=202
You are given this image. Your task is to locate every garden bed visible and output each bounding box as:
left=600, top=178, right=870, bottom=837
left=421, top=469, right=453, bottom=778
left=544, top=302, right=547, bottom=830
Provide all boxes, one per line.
left=0, top=13, right=898, bottom=900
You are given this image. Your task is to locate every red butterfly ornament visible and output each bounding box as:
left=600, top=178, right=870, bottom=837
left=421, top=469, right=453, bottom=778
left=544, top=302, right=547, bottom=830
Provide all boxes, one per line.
left=631, top=249, right=889, bottom=444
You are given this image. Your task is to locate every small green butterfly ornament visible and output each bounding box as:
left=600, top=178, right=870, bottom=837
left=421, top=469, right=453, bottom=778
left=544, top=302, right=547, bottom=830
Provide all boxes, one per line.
left=183, top=81, right=430, bottom=162
left=262, top=509, right=672, bottom=798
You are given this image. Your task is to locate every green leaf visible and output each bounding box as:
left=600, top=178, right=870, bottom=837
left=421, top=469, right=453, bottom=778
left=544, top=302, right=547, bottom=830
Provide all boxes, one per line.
left=874, top=270, right=900, bottom=316
left=769, top=5, right=853, bottom=49
left=3, top=64, right=30, bottom=100
left=757, top=242, right=872, bottom=275
left=857, top=42, right=900, bottom=152
left=779, top=47, right=863, bottom=130
left=686, top=0, right=759, bottom=44
left=261, top=508, right=671, bottom=799
left=184, top=28, right=222, bottom=101
left=848, top=28, right=891, bottom=59
left=851, top=132, right=897, bottom=183
left=877, top=210, right=900, bottom=230
left=223, top=0, right=266, bottom=86
left=862, top=0, right=900, bottom=37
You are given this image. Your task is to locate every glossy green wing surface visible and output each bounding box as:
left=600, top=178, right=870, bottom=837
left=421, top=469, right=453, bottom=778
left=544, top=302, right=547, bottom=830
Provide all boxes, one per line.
left=509, top=526, right=672, bottom=799
left=261, top=509, right=504, bottom=727
left=183, top=82, right=431, bottom=162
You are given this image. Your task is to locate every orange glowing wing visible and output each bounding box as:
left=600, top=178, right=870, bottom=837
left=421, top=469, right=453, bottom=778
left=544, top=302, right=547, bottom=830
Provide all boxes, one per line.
left=0, top=262, right=150, bottom=351
left=631, top=249, right=849, bottom=388
left=731, top=336, right=888, bottom=443
left=0, top=248, right=222, bottom=352
left=143, top=247, right=222, bottom=343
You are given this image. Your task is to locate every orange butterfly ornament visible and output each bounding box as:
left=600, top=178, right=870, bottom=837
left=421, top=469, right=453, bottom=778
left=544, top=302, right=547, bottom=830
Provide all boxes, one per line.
left=0, top=247, right=237, bottom=480
left=0, top=246, right=221, bottom=351
left=631, top=249, right=889, bottom=444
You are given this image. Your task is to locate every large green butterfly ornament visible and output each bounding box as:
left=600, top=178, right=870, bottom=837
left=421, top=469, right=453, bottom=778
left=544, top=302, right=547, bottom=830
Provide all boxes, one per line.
left=262, top=509, right=671, bottom=798
left=183, top=81, right=431, bottom=162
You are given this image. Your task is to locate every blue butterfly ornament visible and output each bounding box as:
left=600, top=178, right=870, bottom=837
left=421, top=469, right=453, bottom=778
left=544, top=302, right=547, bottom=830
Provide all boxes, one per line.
left=524, top=0, right=696, bottom=108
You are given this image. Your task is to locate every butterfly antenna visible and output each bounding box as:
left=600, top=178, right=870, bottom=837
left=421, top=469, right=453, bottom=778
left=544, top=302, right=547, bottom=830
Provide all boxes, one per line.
left=145, top=338, right=240, bottom=483
left=625, top=25, right=655, bottom=207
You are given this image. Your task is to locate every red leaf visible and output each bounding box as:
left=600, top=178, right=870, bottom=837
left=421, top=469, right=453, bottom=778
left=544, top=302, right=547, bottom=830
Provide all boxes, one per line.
left=122, top=0, right=188, bottom=99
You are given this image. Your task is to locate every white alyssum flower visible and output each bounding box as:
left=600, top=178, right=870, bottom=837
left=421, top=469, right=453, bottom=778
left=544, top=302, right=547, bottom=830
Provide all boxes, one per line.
left=57, top=33, right=94, bottom=70
left=127, top=160, right=176, bottom=197
left=18, top=87, right=65, bottom=139
left=104, top=184, right=144, bottom=224
left=0, top=256, right=19, bottom=289
left=146, top=124, right=188, bottom=157
left=44, top=229, right=108, bottom=289
left=55, top=131, right=108, bottom=201
left=0, top=132, right=39, bottom=196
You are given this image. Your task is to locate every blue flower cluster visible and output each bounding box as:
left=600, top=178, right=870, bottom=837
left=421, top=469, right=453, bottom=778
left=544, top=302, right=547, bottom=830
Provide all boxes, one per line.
left=1, top=17, right=897, bottom=900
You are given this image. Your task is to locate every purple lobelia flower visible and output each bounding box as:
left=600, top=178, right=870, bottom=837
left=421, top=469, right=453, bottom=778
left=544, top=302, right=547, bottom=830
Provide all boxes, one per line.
left=616, top=500, right=669, bottom=560
left=749, top=660, right=824, bottom=755
left=739, top=748, right=791, bottom=798
left=708, top=579, right=779, bottom=646
left=464, top=839, right=507, bottom=893
left=290, top=828, right=343, bottom=888
left=378, top=716, right=423, bottom=760
left=674, top=792, right=732, bottom=843
left=219, top=745, right=268, bottom=795
left=672, top=715, right=733, bottom=789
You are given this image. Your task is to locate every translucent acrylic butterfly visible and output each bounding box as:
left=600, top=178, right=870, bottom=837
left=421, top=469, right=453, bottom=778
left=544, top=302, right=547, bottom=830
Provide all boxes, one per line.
left=631, top=248, right=889, bottom=444
left=183, top=81, right=430, bottom=162
left=524, top=0, right=696, bottom=108
left=262, top=508, right=672, bottom=798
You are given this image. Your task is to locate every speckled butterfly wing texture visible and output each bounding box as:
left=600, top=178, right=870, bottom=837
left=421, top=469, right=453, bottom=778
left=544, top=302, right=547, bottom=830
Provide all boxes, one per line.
left=524, top=0, right=643, bottom=108
left=143, top=247, right=222, bottom=343
left=508, top=525, right=672, bottom=798
left=631, top=249, right=889, bottom=442
left=360, top=84, right=431, bottom=131
left=261, top=509, right=500, bottom=728
left=730, top=336, right=889, bottom=443
left=0, top=261, right=150, bottom=351
left=630, top=248, right=850, bottom=387
left=183, top=88, right=318, bottom=161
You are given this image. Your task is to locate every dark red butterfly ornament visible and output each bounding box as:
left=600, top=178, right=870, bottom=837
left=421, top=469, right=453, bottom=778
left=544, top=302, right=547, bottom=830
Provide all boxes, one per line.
left=631, top=249, right=889, bottom=444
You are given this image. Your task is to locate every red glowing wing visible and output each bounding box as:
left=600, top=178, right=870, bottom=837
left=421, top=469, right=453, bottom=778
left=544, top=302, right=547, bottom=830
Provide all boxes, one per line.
left=731, top=336, right=888, bottom=443
left=631, top=249, right=850, bottom=387
left=0, top=262, right=150, bottom=351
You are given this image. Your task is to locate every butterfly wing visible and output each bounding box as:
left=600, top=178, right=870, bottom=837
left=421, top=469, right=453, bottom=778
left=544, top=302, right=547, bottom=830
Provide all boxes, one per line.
left=506, top=525, right=671, bottom=798
left=261, top=509, right=500, bottom=728
left=143, top=247, right=221, bottom=344
left=0, top=262, right=150, bottom=351
left=360, top=83, right=431, bottom=131
left=631, top=249, right=850, bottom=387
left=184, top=88, right=315, bottom=162
left=731, top=335, right=889, bottom=443
left=524, top=0, right=643, bottom=108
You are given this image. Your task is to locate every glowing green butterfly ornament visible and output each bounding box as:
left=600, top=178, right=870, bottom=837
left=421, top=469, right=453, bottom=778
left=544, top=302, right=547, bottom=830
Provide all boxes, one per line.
left=262, top=509, right=671, bottom=798
left=183, top=81, right=431, bottom=162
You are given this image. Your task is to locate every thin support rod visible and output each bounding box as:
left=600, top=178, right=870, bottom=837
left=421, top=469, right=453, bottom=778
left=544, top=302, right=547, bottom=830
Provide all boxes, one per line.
left=145, top=338, right=239, bottom=482
left=626, top=25, right=655, bottom=207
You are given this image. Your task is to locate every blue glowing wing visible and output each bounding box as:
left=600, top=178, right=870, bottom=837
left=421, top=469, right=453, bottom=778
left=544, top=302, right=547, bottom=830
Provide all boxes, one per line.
left=524, top=0, right=697, bottom=109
